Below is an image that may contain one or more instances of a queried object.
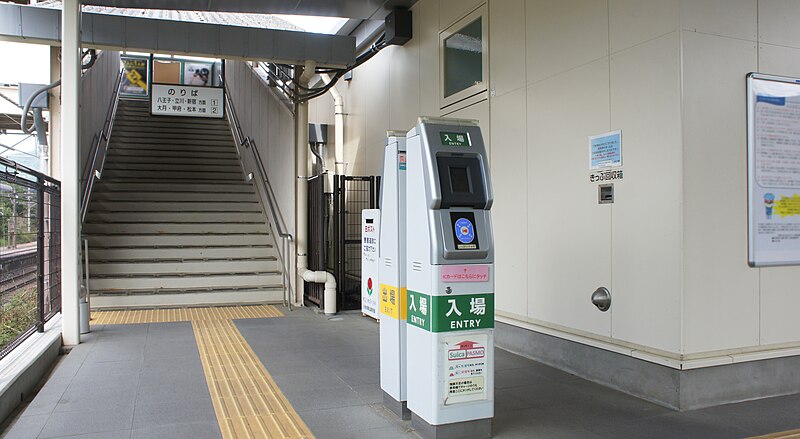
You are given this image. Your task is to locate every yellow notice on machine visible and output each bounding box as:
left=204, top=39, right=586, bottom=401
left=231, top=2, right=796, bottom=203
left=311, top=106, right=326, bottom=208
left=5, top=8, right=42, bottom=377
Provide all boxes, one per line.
left=379, top=284, right=407, bottom=320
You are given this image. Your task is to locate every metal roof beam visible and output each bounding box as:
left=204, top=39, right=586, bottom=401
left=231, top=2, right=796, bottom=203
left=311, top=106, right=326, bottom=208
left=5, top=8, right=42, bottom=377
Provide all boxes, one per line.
left=0, top=3, right=356, bottom=67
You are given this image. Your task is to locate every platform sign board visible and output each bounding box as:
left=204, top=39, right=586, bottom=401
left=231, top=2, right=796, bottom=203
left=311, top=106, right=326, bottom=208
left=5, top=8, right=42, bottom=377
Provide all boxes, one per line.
left=362, top=209, right=380, bottom=319
left=150, top=83, right=224, bottom=118
left=747, top=73, right=800, bottom=266
left=443, top=334, right=488, bottom=405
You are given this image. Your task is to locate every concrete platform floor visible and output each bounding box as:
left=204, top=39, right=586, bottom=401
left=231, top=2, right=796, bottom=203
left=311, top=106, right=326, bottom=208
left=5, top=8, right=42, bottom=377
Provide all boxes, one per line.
left=2, top=307, right=800, bottom=438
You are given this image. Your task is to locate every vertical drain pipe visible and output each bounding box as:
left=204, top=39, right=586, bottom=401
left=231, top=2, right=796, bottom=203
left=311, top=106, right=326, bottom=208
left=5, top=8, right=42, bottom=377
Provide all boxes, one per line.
left=319, top=74, right=345, bottom=175
left=296, top=61, right=338, bottom=315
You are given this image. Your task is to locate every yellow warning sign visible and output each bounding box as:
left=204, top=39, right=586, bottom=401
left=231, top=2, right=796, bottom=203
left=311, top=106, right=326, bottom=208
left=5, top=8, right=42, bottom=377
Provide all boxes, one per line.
left=380, top=284, right=407, bottom=320
left=774, top=194, right=800, bottom=218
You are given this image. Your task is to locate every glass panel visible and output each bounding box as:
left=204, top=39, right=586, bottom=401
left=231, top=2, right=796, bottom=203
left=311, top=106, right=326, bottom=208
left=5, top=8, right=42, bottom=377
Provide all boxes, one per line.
left=444, top=17, right=483, bottom=98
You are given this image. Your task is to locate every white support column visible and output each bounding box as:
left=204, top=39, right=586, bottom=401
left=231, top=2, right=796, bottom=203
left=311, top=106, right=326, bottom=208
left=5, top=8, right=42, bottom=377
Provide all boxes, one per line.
left=61, top=0, right=81, bottom=346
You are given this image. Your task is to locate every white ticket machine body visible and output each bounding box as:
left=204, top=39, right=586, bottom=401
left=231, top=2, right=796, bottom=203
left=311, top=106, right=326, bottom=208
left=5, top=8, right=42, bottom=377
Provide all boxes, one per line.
left=405, top=118, right=494, bottom=438
left=379, top=133, right=410, bottom=419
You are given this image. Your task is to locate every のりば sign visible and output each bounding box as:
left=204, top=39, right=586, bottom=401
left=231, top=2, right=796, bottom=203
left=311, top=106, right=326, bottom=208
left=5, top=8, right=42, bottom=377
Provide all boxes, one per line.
left=150, top=84, right=224, bottom=119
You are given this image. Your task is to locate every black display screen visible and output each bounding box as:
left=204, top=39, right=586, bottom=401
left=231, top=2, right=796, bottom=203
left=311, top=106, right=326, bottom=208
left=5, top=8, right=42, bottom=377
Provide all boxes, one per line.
left=450, top=167, right=470, bottom=193
left=436, top=155, right=487, bottom=208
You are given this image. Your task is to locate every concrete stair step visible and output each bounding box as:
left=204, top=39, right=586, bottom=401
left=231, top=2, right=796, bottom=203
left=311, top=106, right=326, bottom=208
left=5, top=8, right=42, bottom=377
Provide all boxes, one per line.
left=107, top=148, right=237, bottom=160
left=111, top=128, right=233, bottom=139
left=90, top=272, right=282, bottom=291
left=89, top=258, right=278, bottom=276
left=89, top=288, right=284, bottom=309
left=103, top=162, right=242, bottom=173
left=83, top=223, right=268, bottom=234
left=89, top=245, right=273, bottom=261
left=110, top=137, right=236, bottom=148
left=101, top=156, right=240, bottom=166
left=89, top=201, right=261, bottom=213
left=89, top=191, right=257, bottom=202
left=101, top=169, right=243, bottom=181
left=86, top=233, right=270, bottom=247
left=94, top=182, right=254, bottom=193
left=85, top=211, right=265, bottom=223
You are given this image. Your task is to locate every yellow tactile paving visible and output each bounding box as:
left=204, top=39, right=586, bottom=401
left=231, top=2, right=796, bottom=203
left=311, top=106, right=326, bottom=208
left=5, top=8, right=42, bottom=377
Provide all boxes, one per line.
left=91, top=305, right=312, bottom=438
left=91, top=304, right=283, bottom=325
left=751, top=430, right=800, bottom=439
left=193, top=318, right=314, bottom=439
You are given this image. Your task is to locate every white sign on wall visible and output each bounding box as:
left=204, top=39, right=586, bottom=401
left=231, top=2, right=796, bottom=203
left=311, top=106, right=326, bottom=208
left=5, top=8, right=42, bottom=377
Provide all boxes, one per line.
left=150, top=83, right=224, bottom=118
left=748, top=73, right=800, bottom=266
left=361, top=209, right=381, bottom=319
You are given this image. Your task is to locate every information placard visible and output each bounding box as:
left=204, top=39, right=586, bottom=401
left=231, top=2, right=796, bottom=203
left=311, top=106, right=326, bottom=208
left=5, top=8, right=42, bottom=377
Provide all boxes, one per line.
left=150, top=83, right=224, bottom=118
left=361, top=209, right=381, bottom=319
left=747, top=73, right=800, bottom=266
left=443, top=334, right=488, bottom=405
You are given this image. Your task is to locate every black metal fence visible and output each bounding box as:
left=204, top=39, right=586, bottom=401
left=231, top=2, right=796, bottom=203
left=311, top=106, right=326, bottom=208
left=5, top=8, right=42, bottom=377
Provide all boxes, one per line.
left=0, top=157, right=61, bottom=359
left=305, top=175, right=327, bottom=307
left=332, top=175, right=379, bottom=311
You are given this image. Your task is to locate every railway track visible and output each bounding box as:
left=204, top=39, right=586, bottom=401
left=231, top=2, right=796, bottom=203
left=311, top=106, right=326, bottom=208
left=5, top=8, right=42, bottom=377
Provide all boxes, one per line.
left=0, top=246, right=37, bottom=298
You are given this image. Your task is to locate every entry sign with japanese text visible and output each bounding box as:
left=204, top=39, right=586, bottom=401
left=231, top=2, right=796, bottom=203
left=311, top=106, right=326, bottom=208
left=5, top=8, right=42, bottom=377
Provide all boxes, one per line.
left=151, top=84, right=224, bottom=119
left=407, top=291, right=494, bottom=332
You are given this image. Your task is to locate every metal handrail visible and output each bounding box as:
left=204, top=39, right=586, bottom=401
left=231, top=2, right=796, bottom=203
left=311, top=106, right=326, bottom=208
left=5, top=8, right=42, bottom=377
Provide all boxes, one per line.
left=80, top=68, right=124, bottom=224
left=222, top=82, right=295, bottom=310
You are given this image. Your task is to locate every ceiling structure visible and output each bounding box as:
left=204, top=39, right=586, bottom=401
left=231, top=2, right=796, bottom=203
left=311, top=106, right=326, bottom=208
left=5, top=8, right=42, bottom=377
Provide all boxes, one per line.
left=81, top=0, right=418, bottom=20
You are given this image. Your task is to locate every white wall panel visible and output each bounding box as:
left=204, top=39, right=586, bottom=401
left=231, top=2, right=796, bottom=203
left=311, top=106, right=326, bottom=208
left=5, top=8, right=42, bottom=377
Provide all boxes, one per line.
left=387, top=44, right=421, bottom=131
left=609, top=33, right=682, bottom=353
left=490, top=91, right=528, bottom=315
left=681, top=0, right=756, bottom=41
left=440, top=0, right=484, bottom=31
left=759, top=44, right=800, bottom=78
left=489, top=0, right=526, bottom=98
left=681, top=31, right=758, bottom=354
left=526, top=59, right=612, bottom=337
left=363, top=49, right=391, bottom=175
left=417, top=0, right=440, bottom=116
left=609, top=0, right=678, bottom=53
left=754, top=43, right=800, bottom=346
left=759, top=0, right=800, bottom=48
left=525, top=0, right=608, bottom=85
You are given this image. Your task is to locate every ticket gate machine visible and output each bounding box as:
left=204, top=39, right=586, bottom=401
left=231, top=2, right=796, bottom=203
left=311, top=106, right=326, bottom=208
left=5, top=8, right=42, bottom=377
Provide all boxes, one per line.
left=379, top=132, right=410, bottom=419
left=405, top=118, right=494, bottom=438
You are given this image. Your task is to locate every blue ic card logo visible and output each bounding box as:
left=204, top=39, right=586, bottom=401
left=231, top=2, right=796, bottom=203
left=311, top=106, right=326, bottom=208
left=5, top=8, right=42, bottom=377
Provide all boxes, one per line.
left=454, top=218, right=475, bottom=244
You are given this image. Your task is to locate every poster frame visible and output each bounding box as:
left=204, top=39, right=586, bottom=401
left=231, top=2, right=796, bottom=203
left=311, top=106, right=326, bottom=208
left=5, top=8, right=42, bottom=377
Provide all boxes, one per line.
left=119, top=55, right=150, bottom=98
left=747, top=72, right=800, bottom=267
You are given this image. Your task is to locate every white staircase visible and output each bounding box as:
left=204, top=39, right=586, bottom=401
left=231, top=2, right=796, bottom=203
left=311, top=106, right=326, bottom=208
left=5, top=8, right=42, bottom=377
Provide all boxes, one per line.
left=84, top=99, right=284, bottom=309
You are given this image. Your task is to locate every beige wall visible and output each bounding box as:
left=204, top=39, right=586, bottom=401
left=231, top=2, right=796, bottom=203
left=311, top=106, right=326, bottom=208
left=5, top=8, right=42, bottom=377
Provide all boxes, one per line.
left=308, top=0, right=800, bottom=365
left=681, top=0, right=800, bottom=356
left=78, top=50, right=120, bottom=186
left=225, top=60, right=297, bottom=294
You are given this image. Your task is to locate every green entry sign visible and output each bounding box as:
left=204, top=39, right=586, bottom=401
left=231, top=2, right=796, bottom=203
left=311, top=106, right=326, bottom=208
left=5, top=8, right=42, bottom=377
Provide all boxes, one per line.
left=407, top=291, right=494, bottom=332
left=439, top=132, right=471, bottom=147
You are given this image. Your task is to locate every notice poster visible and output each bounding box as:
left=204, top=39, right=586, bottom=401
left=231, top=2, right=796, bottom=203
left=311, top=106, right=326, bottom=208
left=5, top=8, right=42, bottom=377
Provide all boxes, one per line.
left=183, top=62, right=213, bottom=86
left=120, top=57, right=149, bottom=97
left=361, top=209, right=380, bottom=319
left=443, top=334, right=488, bottom=405
left=748, top=73, right=800, bottom=266
left=589, top=130, right=622, bottom=170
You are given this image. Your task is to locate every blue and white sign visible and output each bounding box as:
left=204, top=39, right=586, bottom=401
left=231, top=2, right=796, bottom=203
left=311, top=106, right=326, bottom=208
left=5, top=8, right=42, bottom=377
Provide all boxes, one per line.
left=589, top=130, right=622, bottom=170
left=454, top=218, right=475, bottom=244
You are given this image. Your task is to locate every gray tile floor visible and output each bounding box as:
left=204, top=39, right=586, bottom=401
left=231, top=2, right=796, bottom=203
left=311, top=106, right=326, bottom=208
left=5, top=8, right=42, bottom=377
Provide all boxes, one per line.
left=2, top=307, right=800, bottom=439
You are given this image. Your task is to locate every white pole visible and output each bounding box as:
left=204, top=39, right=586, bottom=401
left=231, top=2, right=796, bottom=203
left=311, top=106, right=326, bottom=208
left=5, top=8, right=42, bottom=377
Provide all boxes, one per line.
left=61, top=0, right=81, bottom=346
